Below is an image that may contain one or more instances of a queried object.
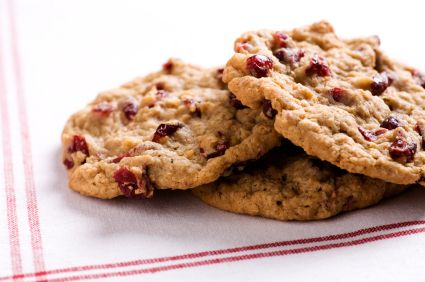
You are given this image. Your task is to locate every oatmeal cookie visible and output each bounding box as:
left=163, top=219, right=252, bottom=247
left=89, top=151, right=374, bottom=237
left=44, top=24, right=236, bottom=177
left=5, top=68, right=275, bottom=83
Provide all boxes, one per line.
left=193, top=147, right=408, bottom=221
left=62, top=59, right=280, bottom=199
left=223, top=21, right=425, bottom=186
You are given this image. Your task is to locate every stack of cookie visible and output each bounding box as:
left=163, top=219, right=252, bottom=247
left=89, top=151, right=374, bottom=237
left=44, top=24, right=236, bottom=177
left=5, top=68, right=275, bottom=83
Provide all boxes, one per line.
left=62, top=21, right=425, bottom=221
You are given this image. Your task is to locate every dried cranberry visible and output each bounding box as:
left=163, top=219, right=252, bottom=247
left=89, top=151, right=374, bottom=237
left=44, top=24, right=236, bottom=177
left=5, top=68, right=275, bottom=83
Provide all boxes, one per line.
left=273, top=31, right=289, bottom=48
left=229, top=93, right=247, bottom=109
left=63, top=158, right=74, bottom=169
left=183, top=99, right=193, bottom=107
left=152, top=123, right=182, bottom=142
left=305, top=55, right=331, bottom=77
left=358, top=127, right=377, bottom=141
left=113, top=167, right=153, bottom=199
left=262, top=100, right=277, bottom=119
left=112, top=151, right=131, bottom=163
left=413, top=70, right=425, bottom=88
left=92, top=102, right=114, bottom=116
left=389, top=136, right=417, bottom=162
left=122, top=100, right=139, bottom=120
left=193, top=107, right=202, bottom=118
left=380, top=116, right=400, bottom=130
left=112, top=145, right=151, bottom=163
left=296, top=50, right=305, bottom=61
left=155, top=82, right=165, bottom=90
left=162, top=59, right=173, bottom=73
left=68, top=135, right=89, bottom=155
left=274, top=48, right=304, bottom=65
left=329, top=87, right=345, bottom=102
left=374, top=128, right=387, bottom=136
left=216, top=68, right=224, bottom=80
left=183, top=99, right=201, bottom=118
left=246, top=55, right=273, bottom=78
left=370, top=73, right=392, bottom=96
left=206, top=142, right=228, bottom=159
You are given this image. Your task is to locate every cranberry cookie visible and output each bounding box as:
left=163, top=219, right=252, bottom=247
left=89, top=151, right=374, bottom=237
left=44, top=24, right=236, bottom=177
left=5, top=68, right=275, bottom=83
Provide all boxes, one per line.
left=62, top=59, right=280, bottom=199
left=223, top=21, right=425, bottom=186
left=192, top=146, right=408, bottom=221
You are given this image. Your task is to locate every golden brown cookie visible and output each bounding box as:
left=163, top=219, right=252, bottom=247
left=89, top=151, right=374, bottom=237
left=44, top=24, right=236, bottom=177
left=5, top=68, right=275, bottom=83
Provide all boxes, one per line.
left=223, top=21, right=425, bottom=186
left=62, top=59, right=280, bottom=199
left=193, top=147, right=408, bottom=221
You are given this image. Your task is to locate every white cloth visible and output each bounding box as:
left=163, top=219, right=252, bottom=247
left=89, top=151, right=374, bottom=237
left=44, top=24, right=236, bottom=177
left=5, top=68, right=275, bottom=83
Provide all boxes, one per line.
left=1, top=0, right=425, bottom=281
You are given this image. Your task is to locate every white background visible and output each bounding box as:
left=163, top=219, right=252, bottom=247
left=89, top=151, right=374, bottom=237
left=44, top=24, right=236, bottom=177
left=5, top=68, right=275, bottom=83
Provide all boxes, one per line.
left=1, top=0, right=425, bottom=281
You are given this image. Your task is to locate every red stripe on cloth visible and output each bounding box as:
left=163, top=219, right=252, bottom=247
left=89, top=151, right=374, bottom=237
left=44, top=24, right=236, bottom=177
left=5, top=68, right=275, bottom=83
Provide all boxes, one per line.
left=46, top=226, right=425, bottom=282
left=0, top=13, right=23, bottom=277
left=6, top=0, right=46, bottom=274
left=1, top=220, right=424, bottom=281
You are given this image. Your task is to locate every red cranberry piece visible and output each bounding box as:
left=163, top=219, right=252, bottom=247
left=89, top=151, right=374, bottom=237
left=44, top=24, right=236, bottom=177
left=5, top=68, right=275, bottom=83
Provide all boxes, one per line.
left=274, top=48, right=304, bottom=65
left=162, top=59, right=173, bottom=73
left=183, top=98, right=193, bottom=107
left=273, top=48, right=289, bottom=63
left=246, top=55, right=273, bottom=78
left=122, top=100, right=139, bottom=120
left=329, top=87, right=345, bottom=102
left=229, top=93, right=247, bottom=110
left=112, top=145, right=151, bottom=163
left=380, top=116, right=400, bottom=130
left=112, top=151, right=131, bottom=163
left=113, top=167, right=153, bottom=199
left=262, top=100, right=277, bottom=119
left=370, top=72, right=392, bottom=96
left=413, top=70, right=425, bottom=88
left=63, top=158, right=74, bottom=169
left=389, top=136, right=417, bottom=163
left=216, top=68, right=224, bottom=80
left=358, top=127, right=377, bottom=141
left=374, top=128, right=387, bottom=136
left=183, top=99, right=201, bottom=118
left=305, top=55, right=331, bottom=77
left=68, top=135, right=89, bottom=155
left=193, top=107, right=202, bottom=118
left=206, top=142, right=228, bottom=159
left=273, top=31, right=289, bottom=48
left=92, top=102, right=114, bottom=116
left=152, top=123, right=182, bottom=142
left=155, top=82, right=165, bottom=90
left=296, top=50, right=305, bottom=61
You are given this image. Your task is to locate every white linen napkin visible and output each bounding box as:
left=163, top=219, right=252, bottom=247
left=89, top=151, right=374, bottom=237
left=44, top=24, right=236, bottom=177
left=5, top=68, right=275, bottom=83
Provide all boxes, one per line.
left=1, top=0, right=425, bottom=281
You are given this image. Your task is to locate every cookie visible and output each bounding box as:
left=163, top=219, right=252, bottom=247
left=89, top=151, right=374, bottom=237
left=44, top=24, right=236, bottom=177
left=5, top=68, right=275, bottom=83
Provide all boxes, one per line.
left=62, top=59, right=280, bottom=199
left=223, top=21, right=425, bottom=186
left=192, top=146, right=408, bottom=221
